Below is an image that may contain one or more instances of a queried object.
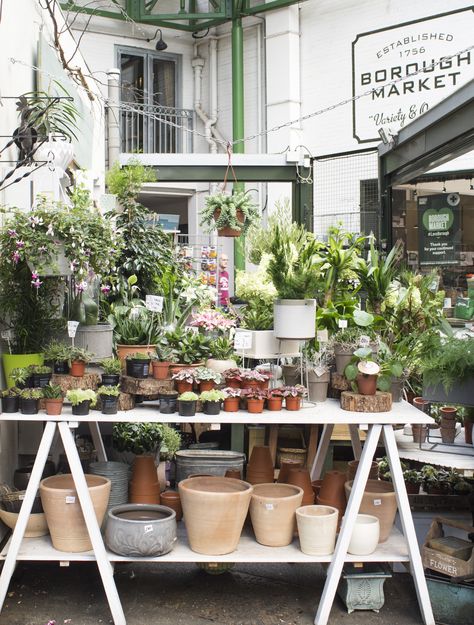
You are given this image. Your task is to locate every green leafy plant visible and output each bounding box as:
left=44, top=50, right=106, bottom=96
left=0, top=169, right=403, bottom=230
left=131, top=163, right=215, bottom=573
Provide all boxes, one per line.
left=42, top=384, right=63, bottom=399
left=125, top=352, right=151, bottom=360
left=235, top=254, right=277, bottom=305
left=161, top=328, right=213, bottom=364
left=421, top=335, right=474, bottom=393
left=111, top=307, right=161, bottom=346
left=66, top=389, right=97, bottom=406
left=68, top=347, right=93, bottom=364
left=97, top=385, right=120, bottom=397
left=19, top=388, right=43, bottom=400
left=209, top=336, right=235, bottom=360
left=199, top=389, right=226, bottom=402
left=178, top=391, right=199, bottom=401
left=344, top=347, right=380, bottom=391
left=100, top=358, right=122, bottom=375
left=112, top=422, right=180, bottom=457
left=240, top=300, right=274, bottom=331
left=44, top=340, right=71, bottom=363
left=171, top=369, right=197, bottom=384
left=28, top=364, right=52, bottom=375
left=195, top=367, right=222, bottom=383
left=10, top=367, right=30, bottom=387
left=281, top=385, right=307, bottom=397
left=200, top=191, right=260, bottom=235
left=403, top=469, right=422, bottom=485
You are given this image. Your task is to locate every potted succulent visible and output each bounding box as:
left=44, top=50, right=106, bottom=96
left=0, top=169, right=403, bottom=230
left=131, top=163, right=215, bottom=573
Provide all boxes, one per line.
left=113, top=307, right=160, bottom=363
left=206, top=336, right=237, bottom=374
left=10, top=367, right=32, bottom=389
left=223, top=368, right=242, bottom=389
left=171, top=368, right=197, bottom=394
left=178, top=391, right=199, bottom=417
left=164, top=328, right=213, bottom=372
left=44, top=340, right=71, bottom=374
left=151, top=344, right=174, bottom=381
left=42, top=383, right=64, bottom=416
left=67, top=347, right=93, bottom=378
left=28, top=364, right=52, bottom=388
left=100, top=358, right=122, bottom=386
left=195, top=367, right=222, bottom=392
left=199, top=389, right=225, bottom=416
left=19, top=388, right=43, bottom=415
left=1, top=387, right=21, bottom=413
left=241, top=388, right=267, bottom=414
left=159, top=389, right=179, bottom=414
left=66, top=389, right=97, bottom=416
left=282, top=385, right=307, bottom=411
left=344, top=347, right=380, bottom=396
left=403, top=469, right=422, bottom=495
left=200, top=190, right=260, bottom=237
left=267, top=388, right=285, bottom=411
left=125, top=351, right=151, bottom=379
left=223, top=387, right=241, bottom=412
left=97, top=385, right=120, bottom=415
left=239, top=369, right=266, bottom=390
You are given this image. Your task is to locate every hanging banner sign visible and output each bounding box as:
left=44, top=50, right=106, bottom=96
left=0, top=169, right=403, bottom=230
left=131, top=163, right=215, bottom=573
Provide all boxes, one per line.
left=352, top=8, right=474, bottom=142
left=417, top=193, right=461, bottom=265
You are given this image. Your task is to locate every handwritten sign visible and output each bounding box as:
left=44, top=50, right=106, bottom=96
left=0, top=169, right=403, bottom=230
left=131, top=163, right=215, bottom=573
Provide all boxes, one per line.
left=338, top=319, right=348, bottom=329
left=234, top=331, right=252, bottom=351
left=146, top=295, right=164, bottom=313
left=67, top=321, right=80, bottom=338
left=317, top=329, right=329, bottom=343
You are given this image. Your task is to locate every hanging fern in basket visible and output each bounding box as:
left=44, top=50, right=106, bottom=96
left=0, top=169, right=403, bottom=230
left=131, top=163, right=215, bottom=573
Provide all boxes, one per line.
left=200, top=191, right=260, bottom=236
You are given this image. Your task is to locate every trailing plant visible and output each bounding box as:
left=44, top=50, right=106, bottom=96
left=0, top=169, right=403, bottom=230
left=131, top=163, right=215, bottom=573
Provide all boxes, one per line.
left=97, top=385, right=120, bottom=397
left=200, top=190, right=260, bottom=235
left=194, top=367, right=222, bottom=383
left=42, top=384, right=63, bottom=399
left=66, top=389, right=97, bottom=406
left=100, top=358, right=122, bottom=375
left=178, top=391, right=199, bottom=401
left=421, top=333, right=474, bottom=392
left=199, top=389, right=226, bottom=402
left=209, top=336, right=235, bottom=360
left=19, top=388, right=43, bottom=400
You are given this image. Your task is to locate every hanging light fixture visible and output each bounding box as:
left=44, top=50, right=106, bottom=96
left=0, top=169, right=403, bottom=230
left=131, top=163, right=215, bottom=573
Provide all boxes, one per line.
left=145, top=28, right=168, bottom=51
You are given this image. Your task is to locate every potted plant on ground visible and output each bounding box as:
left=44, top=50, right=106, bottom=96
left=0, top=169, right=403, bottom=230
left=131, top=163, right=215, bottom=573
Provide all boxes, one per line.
left=151, top=344, right=174, bottom=381
left=403, top=469, right=422, bottom=495
left=200, top=190, right=260, bottom=237
left=195, top=367, right=222, bottom=392
left=19, top=388, right=43, bottom=415
left=171, top=368, right=197, bottom=394
left=223, top=368, right=242, bottom=388
left=43, top=383, right=64, bottom=416
left=67, top=347, right=93, bottom=378
left=159, top=389, right=179, bottom=414
left=66, top=389, right=97, bottom=416
left=223, top=387, right=241, bottom=412
left=97, top=385, right=120, bottom=415
left=125, top=352, right=151, bottom=379
left=241, top=388, right=267, bottom=414
left=28, top=364, right=52, bottom=388
left=344, top=347, right=380, bottom=396
left=100, top=358, right=122, bottom=386
left=44, top=340, right=71, bottom=374
left=267, top=388, right=285, bottom=411
left=178, top=391, right=199, bottom=417
left=282, top=385, right=307, bottom=411
left=1, top=387, right=21, bottom=413
left=199, top=389, right=225, bottom=416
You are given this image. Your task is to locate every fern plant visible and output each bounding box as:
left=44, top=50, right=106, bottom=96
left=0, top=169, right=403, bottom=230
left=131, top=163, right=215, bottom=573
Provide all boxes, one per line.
left=200, top=191, right=260, bottom=235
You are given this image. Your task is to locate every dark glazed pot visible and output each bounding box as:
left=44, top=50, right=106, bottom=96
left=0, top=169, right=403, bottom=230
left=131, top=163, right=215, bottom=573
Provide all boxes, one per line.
left=101, top=396, right=118, bottom=415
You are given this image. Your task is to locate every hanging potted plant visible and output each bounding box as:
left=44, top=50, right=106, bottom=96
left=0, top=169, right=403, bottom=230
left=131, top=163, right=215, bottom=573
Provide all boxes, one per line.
left=100, top=358, right=122, bottom=386
left=195, top=367, right=222, bottom=392
left=44, top=340, right=71, bottom=375
left=125, top=351, right=151, bottom=379
left=171, top=368, right=197, bottom=394
left=200, top=190, right=260, bottom=238
left=67, top=347, right=93, bottom=378
left=28, top=364, right=52, bottom=388
left=66, top=389, right=97, bottom=416
left=19, top=388, right=43, bottom=415
left=223, top=387, right=241, bottom=412
left=282, top=385, right=307, bottom=411
left=267, top=388, right=285, bottom=411
left=199, top=389, right=225, bottom=416
left=1, top=387, right=21, bottom=413
left=42, top=383, right=64, bottom=416
left=97, top=385, right=120, bottom=415
left=178, top=391, right=199, bottom=417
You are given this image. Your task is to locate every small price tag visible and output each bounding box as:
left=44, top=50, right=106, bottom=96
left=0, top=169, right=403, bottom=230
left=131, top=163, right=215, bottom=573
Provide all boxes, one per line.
left=373, top=499, right=382, bottom=506
left=314, top=365, right=327, bottom=377
left=443, top=298, right=452, bottom=308
left=145, top=295, right=164, bottom=313
left=19, top=494, right=25, bottom=501
left=66, top=496, right=76, bottom=504
left=265, top=503, right=274, bottom=511
left=338, top=319, right=348, bottom=329
left=359, top=424, right=369, bottom=430
left=316, top=329, right=329, bottom=343
left=359, top=335, right=371, bottom=347
left=67, top=321, right=79, bottom=338
left=234, top=331, right=252, bottom=350
left=144, top=525, right=154, bottom=534
left=1, top=330, right=14, bottom=341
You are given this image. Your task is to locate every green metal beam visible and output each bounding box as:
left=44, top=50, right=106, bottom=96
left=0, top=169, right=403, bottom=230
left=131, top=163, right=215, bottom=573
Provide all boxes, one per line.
left=144, top=165, right=300, bottom=182
left=242, top=0, right=305, bottom=15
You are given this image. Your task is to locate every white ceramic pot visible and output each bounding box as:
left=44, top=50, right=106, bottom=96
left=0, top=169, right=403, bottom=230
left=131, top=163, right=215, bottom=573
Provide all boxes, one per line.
left=206, top=358, right=237, bottom=375
left=233, top=329, right=300, bottom=358
left=273, top=299, right=316, bottom=340
left=34, top=139, right=74, bottom=171
left=296, top=505, right=338, bottom=555
left=347, top=514, right=380, bottom=556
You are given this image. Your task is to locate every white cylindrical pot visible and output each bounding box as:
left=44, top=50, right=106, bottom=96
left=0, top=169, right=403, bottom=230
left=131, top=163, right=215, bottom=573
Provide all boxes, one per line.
left=347, top=514, right=380, bottom=556
left=273, top=299, right=316, bottom=340
left=34, top=140, right=74, bottom=171
left=296, top=505, right=338, bottom=555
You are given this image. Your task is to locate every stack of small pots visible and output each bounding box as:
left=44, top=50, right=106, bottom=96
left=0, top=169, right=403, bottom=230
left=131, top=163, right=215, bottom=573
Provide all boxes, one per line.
left=285, top=468, right=315, bottom=506
left=129, top=456, right=160, bottom=504
left=439, top=406, right=457, bottom=444
left=246, top=446, right=274, bottom=484
left=316, top=470, right=347, bottom=528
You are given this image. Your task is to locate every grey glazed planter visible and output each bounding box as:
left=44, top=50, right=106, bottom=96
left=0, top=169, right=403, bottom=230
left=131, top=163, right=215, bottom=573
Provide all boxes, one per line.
left=423, top=378, right=474, bottom=406
left=105, top=504, right=177, bottom=557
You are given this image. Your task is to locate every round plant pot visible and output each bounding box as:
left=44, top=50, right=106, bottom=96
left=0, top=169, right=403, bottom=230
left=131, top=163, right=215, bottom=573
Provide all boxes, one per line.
left=0, top=509, right=48, bottom=538
left=116, top=344, right=156, bottom=364
left=126, top=358, right=150, bottom=379
left=178, top=476, right=253, bottom=555
left=203, top=401, right=221, bottom=416
left=296, top=505, right=338, bottom=556
left=45, top=398, right=64, bottom=416
left=169, top=362, right=204, bottom=376
left=175, top=381, right=193, bottom=394
left=285, top=396, right=302, bottom=411
left=31, top=373, right=52, bottom=388
left=206, top=358, right=237, bottom=375
left=347, top=514, right=380, bottom=556
left=159, top=491, right=183, bottom=521
left=413, top=397, right=431, bottom=413
left=2, top=353, right=43, bottom=389
left=277, top=459, right=303, bottom=484
left=198, top=381, right=216, bottom=393
left=20, top=398, right=39, bottom=415
left=224, top=397, right=240, bottom=412
left=412, top=424, right=428, bottom=444
left=1, top=396, right=19, bottom=413
left=241, top=380, right=260, bottom=391
left=71, top=400, right=91, bottom=416
left=54, top=360, right=69, bottom=375
left=101, top=373, right=120, bottom=387
left=40, top=474, right=111, bottom=552
left=152, top=361, right=170, bottom=380
left=246, top=446, right=274, bottom=485
left=105, top=504, right=177, bottom=557
left=281, top=364, right=300, bottom=387
left=345, top=479, right=397, bottom=543
left=440, top=406, right=457, bottom=420
left=247, top=398, right=264, bottom=414
left=346, top=460, right=379, bottom=482
left=334, top=346, right=354, bottom=376
left=214, top=208, right=245, bottom=237
left=225, top=378, right=241, bottom=389
left=267, top=397, right=283, bottom=411
left=101, top=396, right=118, bottom=415
left=70, top=360, right=86, bottom=377
left=405, top=482, right=420, bottom=495
left=356, top=373, right=378, bottom=396
left=130, top=456, right=160, bottom=505
left=273, top=299, right=316, bottom=340
left=178, top=400, right=197, bottom=417
left=440, top=426, right=456, bottom=444
left=159, top=393, right=178, bottom=414
left=250, top=483, right=304, bottom=547
left=287, top=468, right=314, bottom=506
left=308, top=370, right=330, bottom=402
left=75, top=323, right=113, bottom=360
left=390, top=378, right=404, bottom=402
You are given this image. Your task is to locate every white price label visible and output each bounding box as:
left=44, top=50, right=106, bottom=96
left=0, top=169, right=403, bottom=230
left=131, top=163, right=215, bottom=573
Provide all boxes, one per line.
left=1, top=330, right=14, bottom=341
left=66, top=496, right=76, bottom=504
left=314, top=365, right=327, bottom=377
left=359, top=424, right=369, bottom=430
left=373, top=499, right=382, bottom=506
left=67, top=321, right=80, bottom=338
left=145, top=295, right=164, bottom=313
left=265, top=503, right=274, bottom=510
left=359, top=335, right=371, bottom=347
left=338, top=319, right=348, bottom=329
left=144, top=524, right=154, bottom=534
left=443, top=298, right=452, bottom=308
left=234, top=331, right=252, bottom=350
left=19, top=494, right=25, bottom=501
left=316, top=329, right=329, bottom=343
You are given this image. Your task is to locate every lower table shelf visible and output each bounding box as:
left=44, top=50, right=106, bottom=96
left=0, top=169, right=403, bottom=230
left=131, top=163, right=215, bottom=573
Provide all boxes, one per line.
left=1, top=525, right=410, bottom=564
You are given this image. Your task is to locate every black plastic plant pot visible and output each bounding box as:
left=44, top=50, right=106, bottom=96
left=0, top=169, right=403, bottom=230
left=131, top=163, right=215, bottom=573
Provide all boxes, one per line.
left=54, top=361, right=70, bottom=375
left=20, top=398, right=39, bottom=415
left=101, top=373, right=120, bottom=387
left=160, top=394, right=178, bottom=414
left=178, top=400, right=197, bottom=417
left=1, top=396, right=19, bottom=413
left=101, top=396, right=118, bottom=415
left=32, top=373, right=52, bottom=388
left=126, top=359, right=150, bottom=379
left=203, top=401, right=221, bottom=416
left=17, top=376, right=33, bottom=390
left=72, top=400, right=91, bottom=416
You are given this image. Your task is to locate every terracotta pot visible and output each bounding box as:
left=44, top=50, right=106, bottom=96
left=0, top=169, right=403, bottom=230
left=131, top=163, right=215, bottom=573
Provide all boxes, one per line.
left=130, top=456, right=160, bottom=504
left=248, top=446, right=273, bottom=470
left=440, top=406, right=457, bottom=419
left=169, top=362, right=204, bottom=376
left=258, top=379, right=270, bottom=390
left=346, top=460, right=379, bottom=481
left=285, top=396, right=301, bottom=411
left=225, top=378, right=241, bottom=389
left=465, top=417, right=473, bottom=445
left=413, top=397, right=431, bottom=413
left=159, top=490, right=183, bottom=521
left=405, top=481, right=420, bottom=495
left=116, top=344, right=156, bottom=365
left=225, top=469, right=242, bottom=479
left=356, top=373, right=378, bottom=396
left=224, top=397, right=240, bottom=412
left=317, top=495, right=343, bottom=529
left=287, top=468, right=315, bottom=506
left=250, top=483, right=303, bottom=547
left=345, top=479, right=398, bottom=542
left=198, top=380, right=216, bottom=392
left=267, top=397, right=283, bottom=411
left=440, top=426, right=456, bottom=444
left=311, top=479, right=323, bottom=499
left=70, top=360, right=86, bottom=377
left=214, top=208, right=245, bottom=237
left=347, top=514, right=380, bottom=556
left=247, top=398, right=265, bottom=414
left=296, top=505, right=338, bottom=556
left=241, top=380, right=260, bottom=391
left=152, top=361, right=170, bottom=380
left=45, top=398, right=64, bottom=416
left=175, top=381, right=193, bottom=394
left=178, top=476, right=252, bottom=554
left=277, top=459, right=303, bottom=484
left=40, top=474, right=111, bottom=552
left=412, top=424, right=427, bottom=444
left=319, top=470, right=347, bottom=504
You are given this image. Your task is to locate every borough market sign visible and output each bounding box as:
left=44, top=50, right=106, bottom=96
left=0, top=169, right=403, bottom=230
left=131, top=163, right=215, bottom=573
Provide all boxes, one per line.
left=352, top=7, right=474, bottom=143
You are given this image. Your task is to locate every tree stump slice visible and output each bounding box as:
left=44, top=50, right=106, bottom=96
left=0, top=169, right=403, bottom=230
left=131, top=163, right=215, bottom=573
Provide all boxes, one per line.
left=340, top=391, right=392, bottom=413
left=51, top=373, right=101, bottom=393
left=120, top=376, right=174, bottom=396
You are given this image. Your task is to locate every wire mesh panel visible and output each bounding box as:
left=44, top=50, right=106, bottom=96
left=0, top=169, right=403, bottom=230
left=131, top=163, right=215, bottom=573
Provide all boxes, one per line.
left=313, top=150, right=380, bottom=239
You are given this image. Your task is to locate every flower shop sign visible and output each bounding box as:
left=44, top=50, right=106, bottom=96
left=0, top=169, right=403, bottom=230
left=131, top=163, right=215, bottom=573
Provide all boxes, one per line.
left=417, top=193, right=461, bottom=266
left=352, top=7, right=474, bottom=142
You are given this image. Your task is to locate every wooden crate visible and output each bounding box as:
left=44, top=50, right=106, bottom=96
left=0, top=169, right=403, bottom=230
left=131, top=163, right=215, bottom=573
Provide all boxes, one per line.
left=422, top=517, right=474, bottom=579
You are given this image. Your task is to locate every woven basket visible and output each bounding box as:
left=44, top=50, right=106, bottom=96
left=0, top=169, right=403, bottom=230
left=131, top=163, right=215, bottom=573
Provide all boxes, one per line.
left=276, top=447, right=307, bottom=467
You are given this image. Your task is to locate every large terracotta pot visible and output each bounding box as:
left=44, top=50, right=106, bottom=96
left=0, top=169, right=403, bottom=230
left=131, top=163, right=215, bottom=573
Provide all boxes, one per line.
left=250, top=483, right=303, bottom=547
left=296, top=505, right=338, bottom=556
left=346, top=460, right=379, bottom=481
left=345, top=479, right=398, bottom=542
left=246, top=446, right=274, bottom=484
left=178, top=476, right=252, bottom=555
left=116, top=344, right=156, bottom=365
left=40, top=474, right=111, bottom=552
left=130, top=456, right=160, bottom=504
left=277, top=459, right=303, bottom=484
left=286, top=468, right=314, bottom=505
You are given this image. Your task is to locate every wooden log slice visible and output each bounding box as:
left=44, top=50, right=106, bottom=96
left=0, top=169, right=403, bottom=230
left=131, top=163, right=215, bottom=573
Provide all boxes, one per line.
left=120, top=376, right=174, bottom=396
left=51, top=373, right=101, bottom=393
left=340, top=391, right=392, bottom=413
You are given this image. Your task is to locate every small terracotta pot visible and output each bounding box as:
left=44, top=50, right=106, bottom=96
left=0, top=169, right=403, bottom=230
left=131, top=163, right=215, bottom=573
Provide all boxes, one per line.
left=70, top=360, right=86, bottom=377
left=199, top=381, right=216, bottom=392
left=175, top=381, right=193, bottom=394
left=130, top=456, right=160, bottom=505
left=225, top=378, right=241, bottom=389
left=287, top=468, right=314, bottom=506
left=413, top=397, right=430, bottom=413
left=285, top=396, right=301, bottom=411
left=45, top=398, right=64, bottom=416
left=346, top=460, right=379, bottom=481
left=412, top=424, right=427, bottom=444
left=277, top=459, right=303, bottom=484
left=225, top=469, right=242, bottom=479
left=319, top=470, right=347, bottom=502
left=267, top=397, right=283, bottom=411
left=356, top=373, right=377, bottom=396
left=440, top=406, right=457, bottom=419
left=247, top=398, right=265, bottom=414
left=160, top=490, right=183, bottom=521
left=224, top=397, right=240, bottom=412
left=241, top=380, right=260, bottom=391
left=152, top=361, right=170, bottom=380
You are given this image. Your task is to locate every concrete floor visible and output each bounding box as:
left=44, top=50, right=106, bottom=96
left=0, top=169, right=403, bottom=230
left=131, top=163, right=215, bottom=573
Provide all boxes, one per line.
left=0, top=561, right=423, bottom=625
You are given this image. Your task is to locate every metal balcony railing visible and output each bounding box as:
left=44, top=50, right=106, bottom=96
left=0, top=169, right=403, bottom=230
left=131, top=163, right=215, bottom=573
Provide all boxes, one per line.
left=119, top=102, right=194, bottom=154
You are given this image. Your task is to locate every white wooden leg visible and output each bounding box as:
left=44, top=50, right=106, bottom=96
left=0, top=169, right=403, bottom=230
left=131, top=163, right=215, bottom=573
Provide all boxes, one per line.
left=383, top=425, right=435, bottom=625
left=0, top=421, right=56, bottom=612
left=314, top=424, right=382, bottom=625
left=348, top=424, right=362, bottom=459
left=310, top=424, right=333, bottom=480
left=89, top=421, right=108, bottom=462
left=58, top=422, right=126, bottom=625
